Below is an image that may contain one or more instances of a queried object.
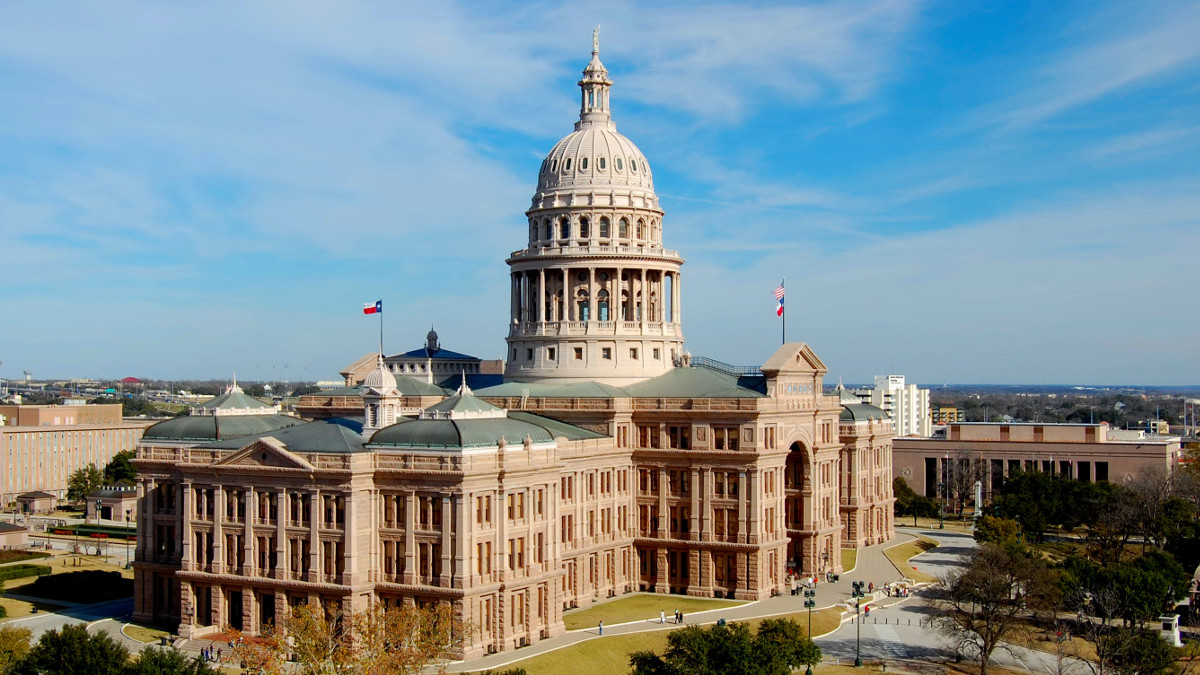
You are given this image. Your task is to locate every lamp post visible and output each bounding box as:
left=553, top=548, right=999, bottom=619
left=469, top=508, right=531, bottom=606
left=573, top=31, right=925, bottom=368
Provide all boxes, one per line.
left=854, top=599, right=862, bottom=667
left=804, top=588, right=817, bottom=675
left=125, top=509, right=132, bottom=569
left=94, top=499, right=103, bottom=560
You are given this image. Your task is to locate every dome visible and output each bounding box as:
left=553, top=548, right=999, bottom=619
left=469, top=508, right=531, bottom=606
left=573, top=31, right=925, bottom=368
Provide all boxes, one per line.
left=361, top=355, right=398, bottom=392
left=536, top=126, right=654, bottom=195
left=142, top=414, right=303, bottom=443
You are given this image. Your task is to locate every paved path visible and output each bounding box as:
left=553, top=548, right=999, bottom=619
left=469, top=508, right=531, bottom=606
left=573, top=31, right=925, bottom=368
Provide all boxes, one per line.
left=442, top=532, right=918, bottom=673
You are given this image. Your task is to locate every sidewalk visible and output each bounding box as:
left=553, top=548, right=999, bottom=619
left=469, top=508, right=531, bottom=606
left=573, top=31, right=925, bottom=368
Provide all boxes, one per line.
left=441, top=531, right=919, bottom=673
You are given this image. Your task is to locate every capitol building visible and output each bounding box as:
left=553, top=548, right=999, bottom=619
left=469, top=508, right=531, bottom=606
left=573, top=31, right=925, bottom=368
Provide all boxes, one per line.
left=132, top=38, right=895, bottom=659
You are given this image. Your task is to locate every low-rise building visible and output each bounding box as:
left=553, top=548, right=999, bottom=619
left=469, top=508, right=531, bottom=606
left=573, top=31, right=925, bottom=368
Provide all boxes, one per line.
left=893, top=422, right=1183, bottom=500
left=15, top=491, right=56, bottom=514
left=88, top=486, right=139, bottom=522
left=0, top=404, right=152, bottom=503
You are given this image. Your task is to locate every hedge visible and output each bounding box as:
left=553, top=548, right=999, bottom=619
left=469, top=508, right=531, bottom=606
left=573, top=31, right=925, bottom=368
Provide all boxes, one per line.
left=0, top=564, right=52, bottom=583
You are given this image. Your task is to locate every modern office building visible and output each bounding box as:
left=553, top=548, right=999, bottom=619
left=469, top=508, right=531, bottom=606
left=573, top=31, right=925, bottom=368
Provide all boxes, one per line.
left=851, top=375, right=931, bottom=437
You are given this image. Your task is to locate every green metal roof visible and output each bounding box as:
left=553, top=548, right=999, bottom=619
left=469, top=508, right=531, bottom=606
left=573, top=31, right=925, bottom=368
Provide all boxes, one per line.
left=474, top=380, right=630, bottom=398
left=142, top=414, right=303, bottom=442
left=624, top=367, right=765, bottom=398
left=425, top=391, right=504, bottom=415
left=368, top=417, right=555, bottom=449
left=508, top=411, right=607, bottom=440
left=840, top=404, right=889, bottom=422
left=198, top=417, right=367, bottom=453
left=194, top=391, right=274, bottom=411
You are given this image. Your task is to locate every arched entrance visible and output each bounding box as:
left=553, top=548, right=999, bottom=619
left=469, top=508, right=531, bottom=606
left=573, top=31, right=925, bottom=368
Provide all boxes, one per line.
left=785, top=441, right=810, bottom=572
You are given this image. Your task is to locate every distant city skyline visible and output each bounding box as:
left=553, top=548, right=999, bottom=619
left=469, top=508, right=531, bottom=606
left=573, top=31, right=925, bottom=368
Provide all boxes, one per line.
left=1, top=1, right=1198, bottom=385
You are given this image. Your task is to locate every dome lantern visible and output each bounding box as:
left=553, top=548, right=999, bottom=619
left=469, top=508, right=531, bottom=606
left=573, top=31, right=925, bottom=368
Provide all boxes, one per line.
left=578, top=26, right=613, bottom=128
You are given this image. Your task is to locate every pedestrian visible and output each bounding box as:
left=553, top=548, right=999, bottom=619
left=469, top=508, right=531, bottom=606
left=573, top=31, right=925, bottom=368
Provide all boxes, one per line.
left=660, top=610, right=665, bottom=624
left=679, top=611, right=684, bottom=624
left=673, top=608, right=679, bottom=624
left=598, top=620, right=604, bottom=635
left=868, top=581, right=874, bottom=594
left=217, top=648, right=223, bottom=662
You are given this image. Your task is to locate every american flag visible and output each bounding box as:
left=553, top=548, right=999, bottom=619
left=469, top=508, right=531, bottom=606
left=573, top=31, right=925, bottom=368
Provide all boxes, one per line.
left=773, top=284, right=785, bottom=300
left=773, top=281, right=785, bottom=317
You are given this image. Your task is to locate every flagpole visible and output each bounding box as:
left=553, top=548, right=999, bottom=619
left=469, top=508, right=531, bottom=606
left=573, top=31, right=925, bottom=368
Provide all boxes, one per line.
left=781, top=277, right=786, bottom=345
left=379, top=298, right=384, bottom=358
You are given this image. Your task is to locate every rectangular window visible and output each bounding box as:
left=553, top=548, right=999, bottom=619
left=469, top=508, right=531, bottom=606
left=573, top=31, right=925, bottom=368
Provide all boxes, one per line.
left=668, top=425, right=690, bottom=449
left=630, top=348, right=638, bottom=359
left=526, top=348, right=533, bottom=360
left=653, top=348, right=661, bottom=360
left=547, top=347, right=556, bottom=361
left=574, top=347, right=583, bottom=360
left=602, top=347, right=612, bottom=360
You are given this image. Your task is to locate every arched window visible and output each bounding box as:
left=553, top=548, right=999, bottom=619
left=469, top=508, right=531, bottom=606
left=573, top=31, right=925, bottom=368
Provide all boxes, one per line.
left=576, top=289, right=590, bottom=321
left=540, top=159, right=547, bottom=175
left=580, top=217, right=590, bottom=238
left=615, top=157, right=623, bottom=171
left=581, top=157, right=589, bottom=170
left=599, top=217, right=610, bottom=238
left=636, top=219, right=645, bottom=239
left=543, top=220, right=552, bottom=240
left=564, top=158, right=573, bottom=171
left=630, top=159, right=638, bottom=172
left=551, top=159, right=558, bottom=172
left=597, top=289, right=610, bottom=322
left=559, top=217, right=570, bottom=239
left=598, top=157, right=606, bottom=170
left=619, top=218, right=629, bottom=238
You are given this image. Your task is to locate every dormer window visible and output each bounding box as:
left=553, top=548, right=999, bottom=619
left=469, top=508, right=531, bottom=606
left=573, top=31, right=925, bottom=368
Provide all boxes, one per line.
left=598, top=157, right=606, bottom=170
left=551, top=159, right=558, bottom=172
left=564, top=158, right=573, bottom=171
left=630, top=159, right=638, bottom=172
left=540, top=159, right=547, bottom=175
left=615, top=158, right=623, bottom=171
left=580, top=157, right=589, bottom=170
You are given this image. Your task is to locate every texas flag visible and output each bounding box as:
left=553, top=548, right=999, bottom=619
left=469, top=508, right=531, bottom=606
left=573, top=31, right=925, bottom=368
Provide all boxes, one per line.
left=773, top=282, right=785, bottom=317
left=363, top=300, right=382, bottom=315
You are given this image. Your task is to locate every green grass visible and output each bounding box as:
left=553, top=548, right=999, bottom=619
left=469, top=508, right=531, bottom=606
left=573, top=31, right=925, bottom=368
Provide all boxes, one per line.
left=123, top=623, right=170, bottom=643
left=0, top=550, right=51, bottom=565
left=562, top=594, right=746, bottom=630
left=884, top=537, right=938, bottom=583
left=841, top=548, right=857, bottom=572
left=479, top=607, right=844, bottom=675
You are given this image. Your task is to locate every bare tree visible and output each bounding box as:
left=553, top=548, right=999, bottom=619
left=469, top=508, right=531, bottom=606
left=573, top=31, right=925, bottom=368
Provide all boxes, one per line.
left=934, top=543, right=1059, bottom=675
left=944, top=448, right=989, bottom=516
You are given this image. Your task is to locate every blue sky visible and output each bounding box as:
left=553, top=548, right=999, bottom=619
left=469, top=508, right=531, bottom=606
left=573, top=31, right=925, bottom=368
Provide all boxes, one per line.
left=1, top=0, right=1197, bottom=385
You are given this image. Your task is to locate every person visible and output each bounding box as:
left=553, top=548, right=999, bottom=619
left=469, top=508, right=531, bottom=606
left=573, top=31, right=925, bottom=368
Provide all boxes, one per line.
left=679, top=610, right=684, bottom=624
left=868, top=581, right=874, bottom=594
left=598, top=620, right=604, bottom=635
left=660, top=610, right=665, bottom=624
left=217, top=648, right=223, bottom=662
left=864, top=604, right=870, bottom=617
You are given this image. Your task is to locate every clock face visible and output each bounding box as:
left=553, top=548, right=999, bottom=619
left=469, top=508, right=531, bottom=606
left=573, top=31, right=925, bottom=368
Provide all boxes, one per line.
left=901, top=467, right=913, bottom=477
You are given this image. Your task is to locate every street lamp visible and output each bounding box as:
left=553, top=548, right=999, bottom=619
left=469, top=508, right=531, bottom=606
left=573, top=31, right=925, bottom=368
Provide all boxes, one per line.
left=854, top=599, right=863, bottom=667
left=804, top=588, right=817, bottom=675
left=125, top=509, right=132, bottom=569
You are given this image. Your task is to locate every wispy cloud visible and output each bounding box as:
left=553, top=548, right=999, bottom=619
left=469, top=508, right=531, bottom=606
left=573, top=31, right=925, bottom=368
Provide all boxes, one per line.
left=1083, top=125, right=1200, bottom=161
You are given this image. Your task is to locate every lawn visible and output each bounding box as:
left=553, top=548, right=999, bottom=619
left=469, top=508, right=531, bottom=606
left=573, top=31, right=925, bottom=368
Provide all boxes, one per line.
left=0, top=596, right=59, bottom=621
left=0, top=550, right=51, bottom=565
left=484, top=607, right=844, bottom=675
left=562, top=594, right=745, bottom=630
left=3, top=556, right=133, bottom=595
left=123, top=623, right=171, bottom=644
left=884, top=536, right=939, bottom=583
left=8, top=569, right=133, bottom=604
left=841, top=548, right=857, bottom=572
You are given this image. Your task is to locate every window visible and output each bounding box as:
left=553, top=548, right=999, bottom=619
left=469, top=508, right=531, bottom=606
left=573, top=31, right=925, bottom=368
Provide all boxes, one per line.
left=668, top=425, right=690, bottom=449
left=559, top=218, right=570, bottom=239
left=636, top=219, right=645, bottom=239
left=599, top=217, right=610, bottom=238
left=598, top=157, right=606, bottom=169
left=540, top=159, right=547, bottom=174
left=564, top=158, right=572, bottom=171
left=551, top=160, right=558, bottom=172
left=630, top=348, right=638, bottom=359
left=574, top=347, right=583, bottom=360
left=580, top=217, right=589, bottom=238
left=602, top=347, right=612, bottom=360
left=526, top=348, right=533, bottom=361
left=714, top=427, right=739, bottom=450
left=543, top=221, right=551, bottom=240
left=630, top=159, right=637, bottom=172
left=580, top=157, right=589, bottom=170
left=547, top=347, right=556, bottom=361
left=653, top=348, right=661, bottom=360
left=619, top=218, right=629, bottom=238
left=615, top=157, right=623, bottom=171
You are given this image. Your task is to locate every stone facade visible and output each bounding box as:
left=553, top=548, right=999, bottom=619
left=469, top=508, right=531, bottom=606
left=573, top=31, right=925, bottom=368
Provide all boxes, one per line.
left=132, top=37, right=896, bottom=661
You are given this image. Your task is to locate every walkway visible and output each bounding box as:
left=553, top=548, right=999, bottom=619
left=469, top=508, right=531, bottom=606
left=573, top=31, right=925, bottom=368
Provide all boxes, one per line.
left=442, top=532, right=918, bottom=673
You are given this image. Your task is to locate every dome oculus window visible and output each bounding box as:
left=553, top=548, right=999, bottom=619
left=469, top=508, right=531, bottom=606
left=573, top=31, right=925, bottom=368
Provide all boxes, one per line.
left=551, top=160, right=558, bottom=172
left=598, top=157, right=606, bottom=170
left=615, top=158, right=623, bottom=171
left=630, top=159, right=637, bottom=172
left=564, top=158, right=573, bottom=171
left=580, top=157, right=588, bottom=170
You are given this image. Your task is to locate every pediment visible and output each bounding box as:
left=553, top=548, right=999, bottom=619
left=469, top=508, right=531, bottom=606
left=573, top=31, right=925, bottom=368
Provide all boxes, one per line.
left=214, top=437, right=315, bottom=471
left=760, top=342, right=828, bottom=376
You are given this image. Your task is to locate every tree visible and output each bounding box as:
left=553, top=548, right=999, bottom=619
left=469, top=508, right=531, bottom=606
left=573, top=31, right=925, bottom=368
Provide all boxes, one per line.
left=125, top=646, right=218, bottom=675
left=934, top=543, right=1059, bottom=675
left=628, top=619, right=820, bottom=675
left=103, top=450, right=136, bottom=485
left=893, top=477, right=939, bottom=525
left=231, top=601, right=468, bottom=675
left=944, top=449, right=989, bottom=516
left=0, top=626, right=31, bottom=674
left=291, top=384, right=323, bottom=397
left=66, top=464, right=103, bottom=503
left=974, top=516, right=1022, bottom=548
left=12, top=623, right=128, bottom=675
left=1109, top=629, right=1177, bottom=675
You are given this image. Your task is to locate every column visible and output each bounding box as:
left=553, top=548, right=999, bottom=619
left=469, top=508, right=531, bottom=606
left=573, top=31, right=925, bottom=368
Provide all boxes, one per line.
left=748, top=470, right=759, bottom=544
left=689, top=469, right=700, bottom=540
left=699, top=468, right=711, bottom=541
left=615, top=267, right=624, bottom=321
left=562, top=268, right=569, bottom=322
left=453, top=494, right=467, bottom=588
left=181, top=481, right=193, bottom=568
left=212, top=485, right=224, bottom=573
left=587, top=268, right=596, bottom=324
left=276, top=488, right=287, bottom=580
left=404, top=492, right=417, bottom=584
left=673, top=272, right=682, bottom=323
left=510, top=273, right=518, bottom=323
left=640, top=268, right=648, bottom=330
left=656, top=469, right=668, bottom=539
left=737, top=471, right=747, bottom=543
left=440, top=496, right=453, bottom=586
left=143, top=480, right=156, bottom=563
left=537, top=269, right=545, bottom=323
left=308, top=492, right=320, bottom=582
left=344, top=491, right=356, bottom=586
left=243, top=488, right=255, bottom=576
